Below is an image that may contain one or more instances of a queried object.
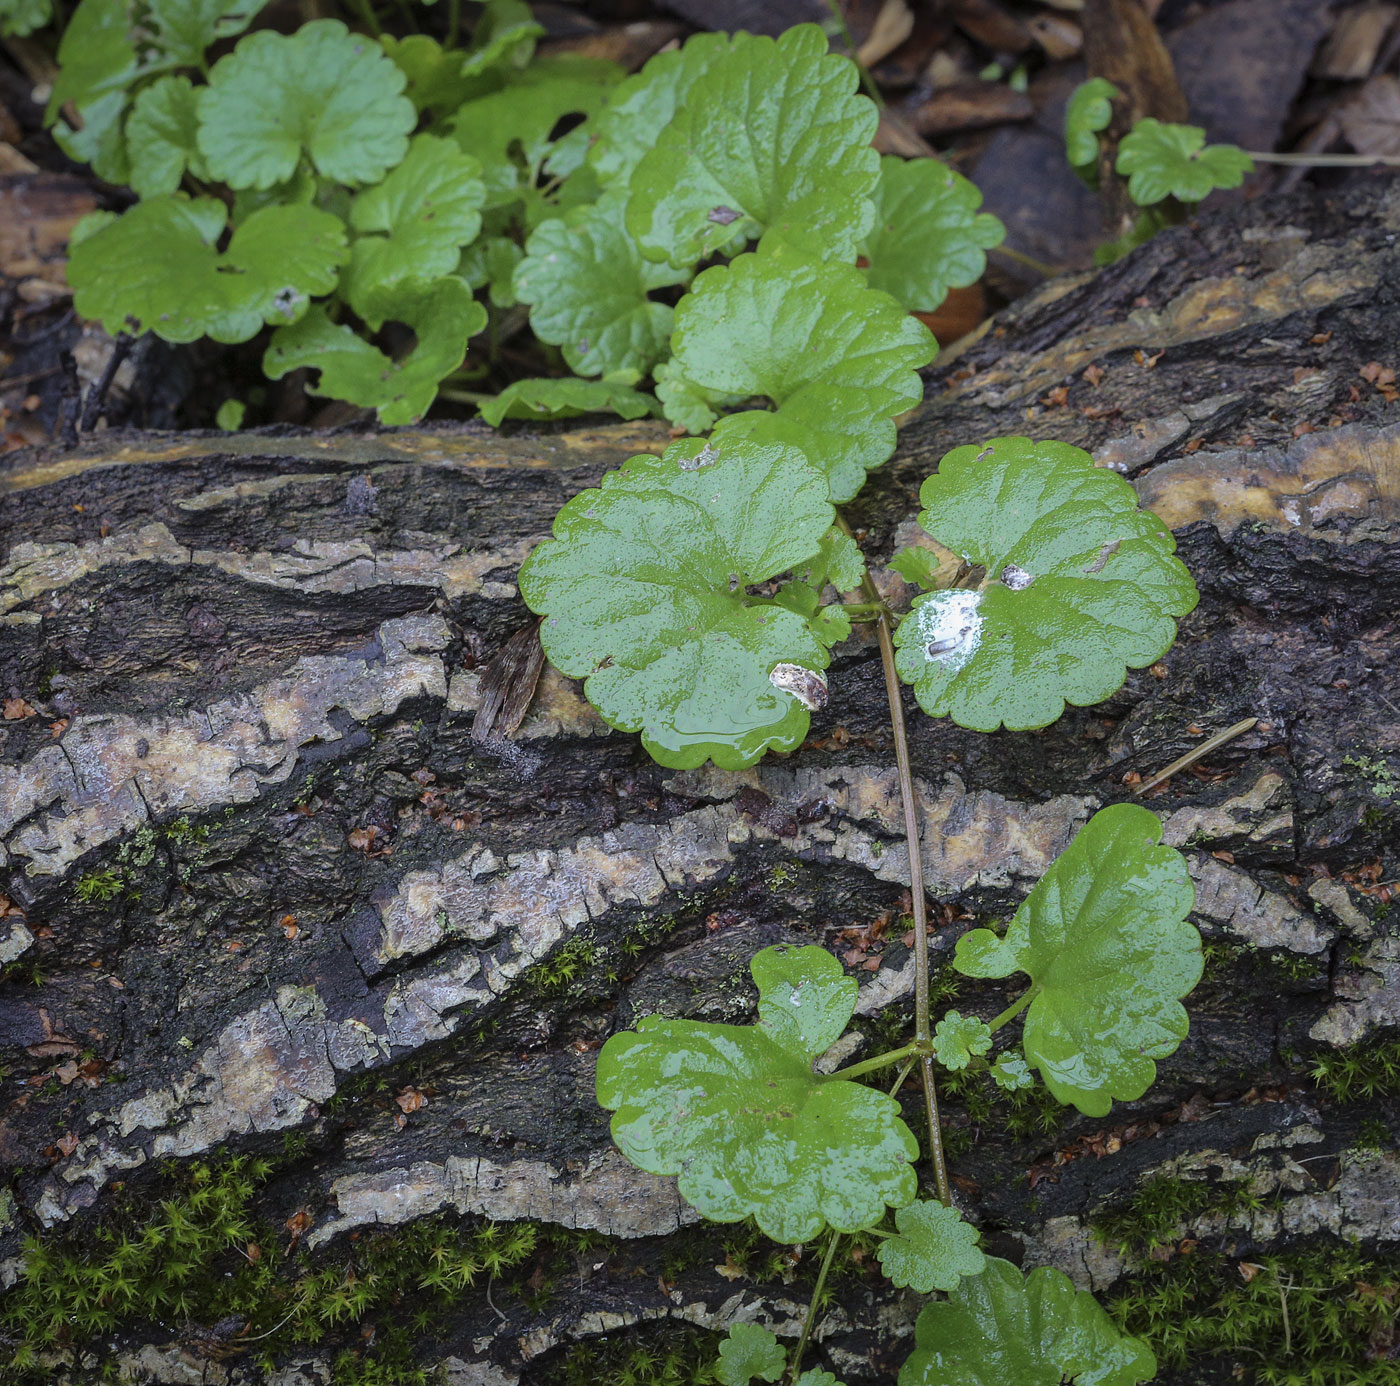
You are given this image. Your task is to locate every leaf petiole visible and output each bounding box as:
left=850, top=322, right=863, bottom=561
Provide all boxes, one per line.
left=825, top=1038, right=928, bottom=1082
left=988, top=984, right=1040, bottom=1034
left=786, top=1229, right=843, bottom=1385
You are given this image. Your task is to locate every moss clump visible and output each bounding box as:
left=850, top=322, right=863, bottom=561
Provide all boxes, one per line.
left=1308, top=1035, right=1400, bottom=1103
left=1091, top=1174, right=1223, bottom=1260
left=1108, top=1240, right=1400, bottom=1384
left=939, top=1063, right=1065, bottom=1145
left=1, top=1156, right=538, bottom=1383
left=537, top=1321, right=722, bottom=1386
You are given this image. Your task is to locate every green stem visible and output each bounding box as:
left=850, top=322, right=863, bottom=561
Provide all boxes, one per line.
left=989, top=985, right=1039, bottom=1034
left=437, top=387, right=492, bottom=405
left=1246, top=150, right=1400, bottom=167
left=786, top=1230, right=843, bottom=1385
left=837, top=601, right=889, bottom=623
left=348, top=0, right=382, bottom=35
left=823, top=0, right=885, bottom=110
left=826, top=1039, right=925, bottom=1082
left=989, top=244, right=1061, bottom=279
left=447, top=0, right=463, bottom=49
left=835, top=511, right=951, bottom=1206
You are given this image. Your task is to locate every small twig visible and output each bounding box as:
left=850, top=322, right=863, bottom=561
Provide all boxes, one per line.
left=79, top=331, right=133, bottom=434
left=1133, top=717, right=1258, bottom=796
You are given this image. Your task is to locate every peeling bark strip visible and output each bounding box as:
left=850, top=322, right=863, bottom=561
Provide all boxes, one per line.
left=1, top=183, right=1398, bottom=1383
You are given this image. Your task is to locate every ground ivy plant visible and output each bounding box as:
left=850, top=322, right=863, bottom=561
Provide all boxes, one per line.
left=512, top=24, right=1204, bottom=1386
left=48, top=2, right=1004, bottom=431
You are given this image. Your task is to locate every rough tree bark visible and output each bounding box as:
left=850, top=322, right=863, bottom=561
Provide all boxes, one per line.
left=1, top=179, right=1398, bottom=1386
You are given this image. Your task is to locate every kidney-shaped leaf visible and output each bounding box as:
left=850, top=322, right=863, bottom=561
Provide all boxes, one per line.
left=518, top=436, right=838, bottom=770
left=899, top=1257, right=1157, bottom=1386
left=198, top=20, right=416, bottom=189
left=1115, top=118, right=1254, bottom=207
left=626, top=24, right=879, bottom=267
left=514, top=194, right=690, bottom=377
left=753, top=944, right=857, bottom=1062
left=953, top=803, right=1199, bottom=1117
left=670, top=244, right=935, bottom=503
left=477, top=376, right=656, bottom=426
left=70, top=196, right=345, bottom=344
left=862, top=156, right=1004, bottom=313
left=342, top=134, right=485, bottom=313
left=893, top=436, right=1198, bottom=731
left=877, top=1200, right=985, bottom=1293
left=596, top=944, right=918, bottom=1240
left=264, top=278, right=484, bottom=426
left=125, top=75, right=209, bottom=199
left=716, top=1322, right=785, bottom=1386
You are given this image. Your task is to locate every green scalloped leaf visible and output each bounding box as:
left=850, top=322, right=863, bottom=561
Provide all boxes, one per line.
left=518, top=435, right=837, bottom=770
left=1115, top=118, right=1254, bottom=207
left=716, top=1323, right=785, bottom=1386
left=889, top=546, right=941, bottom=591
left=458, top=235, right=523, bottom=306
left=46, top=0, right=139, bottom=120
left=125, top=74, right=208, bottom=198
left=990, top=1051, right=1034, bottom=1092
left=796, top=1373, right=844, bottom=1386
left=381, top=35, right=481, bottom=116
left=953, top=803, right=1199, bottom=1117
left=670, top=243, right=935, bottom=503
left=625, top=24, right=879, bottom=267
left=2, top=0, right=51, bottom=37
left=933, top=1010, right=992, bottom=1071
left=477, top=377, right=656, bottom=426
left=263, top=277, right=484, bottom=426
left=892, top=436, right=1198, bottom=732
left=70, top=196, right=345, bottom=344
left=197, top=19, right=416, bottom=189
left=146, top=0, right=267, bottom=68
left=862, top=156, right=1004, bottom=314
left=341, top=134, right=485, bottom=314
left=514, top=195, right=690, bottom=377
left=596, top=944, right=918, bottom=1240
left=1065, top=78, right=1118, bottom=183
left=876, top=1200, right=986, bottom=1293
left=653, top=360, right=743, bottom=435
left=588, top=30, right=729, bottom=186
left=754, top=945, right=857, bottom=1062
left=898, top=1257, right=1157, bottom=1386
left=461, top=0, right=544, bottom=78
left=447, top=58, right=621, bottom=211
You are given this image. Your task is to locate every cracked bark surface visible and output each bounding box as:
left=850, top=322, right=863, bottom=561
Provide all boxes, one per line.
left=1, top=179, right=1398, bottom=1385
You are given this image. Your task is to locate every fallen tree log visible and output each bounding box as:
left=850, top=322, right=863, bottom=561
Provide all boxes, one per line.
left=1, top=177, right=1398, bottom=1386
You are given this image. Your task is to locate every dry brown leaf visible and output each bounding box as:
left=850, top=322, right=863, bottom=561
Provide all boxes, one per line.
left=3, top=697, right=35, bottom=719
left=395, top=1085, right=426, bottom=1114
left=1339, top=74, right=1400, bottom=155
left=857, top=0, right=915, bottom=67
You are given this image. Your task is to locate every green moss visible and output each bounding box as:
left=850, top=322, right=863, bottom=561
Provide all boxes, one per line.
left=1353, top=1118, right=1391, bottom=1153
left=1342, top=754, right=1398, bottom=801
left=1308, top=1035, right=1400, bottom=1102
left=1108, top=1240, right=1400, bottom=1384
left=73, top=868, right=124, bottom=903
left=537, top=1321, right=722, bottom=1386
left=1092, top=1175, right=1221, bottom=1260
left=939, top=1063, right=1064, bottom=1143
left=1, top=1156, right=539, bottom=1383
left=527, top=937, right=599, bottom=997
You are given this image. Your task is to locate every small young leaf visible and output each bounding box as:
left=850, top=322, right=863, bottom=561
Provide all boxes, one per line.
left=518, top=435, right=835, bottom=769
left=815, top=529, right=867, bottom=594
left=588, top=31, right=729, bottom=185
left=596, top=944, right=919, bottom=1240
left=341, top=134, right=486, bottom=313
left=514, top=195, right=690, bottom=377
left=458, top=235, right=524, bottom=306
left=215, top=399, right=245, bottom=431
left=652, top=360, right=743, bottom=435
left=1115, top=118, right=1254, bottom=206
left=381, top=35, right=481, bottom=116
left=862, top=156, right=1004, bottom=314
left=933, top=1011, right=992, bottom=1071
left=753, top=944, right=857, bottom=1062
left=898, top=1257, right=1157, bottom=1386
left=812, top=605, right=852, bottom=645
left=264, top=278, right=485, bottom=426
left=892, top=436, right=1198, bottom=731
left=460, top=0, right=544, bottom=78
left=1064, top=77, right=1118, bottom=183
left=125, top=75, right=208, bottom=199
left=146, top=0, right=268, bottom=69
left=626, top=24, right=879, bottom=267
left=1092, top=206, right=1171, bottom=266
left=670, top=243, right=935, bottom=503
left=990, top=1051, right=1034, bottom=1092
left=70, top=196, right=346, bottom=344
left=1, top=0, right=51, bottom=38
left=876, top=1200, right=985, bottom=1293
left=953, top=803, right=1199, bottom=1117
left=889, top=546, right=941, bottom=591
left=198, top=20, right=416, bottom=189
left=716, top=1322, right=785, bottom=1386
left=795, top=1373, right=844, bottom=1386
left=477, top=377, right=656, bottom=426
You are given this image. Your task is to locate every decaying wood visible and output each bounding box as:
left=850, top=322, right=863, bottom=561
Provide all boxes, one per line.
left=1, top=179, right=1399, bottom=1385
